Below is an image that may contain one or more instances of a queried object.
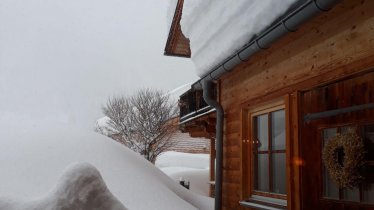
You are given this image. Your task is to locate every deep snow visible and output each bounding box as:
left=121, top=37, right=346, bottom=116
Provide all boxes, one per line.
left=0, top=124, right=213, bottom=210
left=178, top=0, right=298, bottom=77
left=0, top=163, right=127, bottom=210
left=156, top=151, right=210, bottom=196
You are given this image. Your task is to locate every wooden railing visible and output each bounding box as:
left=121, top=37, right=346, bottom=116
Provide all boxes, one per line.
left=179, top=84, right=217, bottom=120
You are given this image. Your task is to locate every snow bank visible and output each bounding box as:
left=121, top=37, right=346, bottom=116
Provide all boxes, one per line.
left=156, top=151, right=210, bottom=196
left=0, top=124, right=213, bottom=210
left=156, top=151, right=209, bottom=169
left=0, top=163, right=127, bottom=210
left=94, top=116, right=115, bottom=136
left=161, top=167, right=210, bottom=196
left=179, top=0, right=298, bottom=77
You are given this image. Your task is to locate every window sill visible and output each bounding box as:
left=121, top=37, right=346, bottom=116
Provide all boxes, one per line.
left=239, top=195, right=287, bottom=210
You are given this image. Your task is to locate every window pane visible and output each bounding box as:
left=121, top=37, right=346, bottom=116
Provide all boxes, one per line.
left=341, top=125, right=356, bottom=134
left=322, top=128, right=339, bottom=198
left=363, top=182, right=374, bottom=204
left=323, top=168, right=339, bottom=199
left=342, top=188, right=360, bottom=202
left=255, top=114, right=268, bottom=151
left=323, top=128, right=338, bottom=146
left=271, top=110, right=285, bottom=150
left=271, top=153, right=286, bottom=194
left=363, top=124, right=374, bottom=161
left=255, top=154, right=269, bottom=192
left=362, top=124, right=374, bottom=203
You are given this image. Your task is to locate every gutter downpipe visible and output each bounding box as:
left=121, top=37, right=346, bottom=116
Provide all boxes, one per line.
left=198, top=0, right=341, bottom=209
left=202, top=80, right=224, bottom=210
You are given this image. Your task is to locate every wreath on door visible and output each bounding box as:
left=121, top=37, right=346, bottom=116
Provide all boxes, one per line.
left=322, top=129, right=366, bottom=189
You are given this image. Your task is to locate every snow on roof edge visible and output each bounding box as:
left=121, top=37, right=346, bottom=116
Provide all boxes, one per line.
left=179, top=0, right=301, bottom=77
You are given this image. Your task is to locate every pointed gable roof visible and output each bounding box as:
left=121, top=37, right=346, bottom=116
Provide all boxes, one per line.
left=164, top=0, right=191, bottom=58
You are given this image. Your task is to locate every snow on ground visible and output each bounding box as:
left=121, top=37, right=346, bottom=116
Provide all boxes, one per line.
left=156, top=151, right=209, bottom=169
left=0, top=163, right=127, bottom=210
left=94, top=116, right=115, bottom=136
left=0, top=124, right=213, bottom=210
left=156, top=151, right=210, bottom=196
left=179, top=0, right=298, bottom=77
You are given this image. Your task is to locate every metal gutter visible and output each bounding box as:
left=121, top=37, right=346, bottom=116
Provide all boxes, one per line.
left=193, top=0, right=341, bottom=90
left=197, top=1, right=341, bottom=210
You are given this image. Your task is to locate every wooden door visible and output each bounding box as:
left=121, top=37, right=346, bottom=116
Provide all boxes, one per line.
left=300, top=71, right=374, bottom=210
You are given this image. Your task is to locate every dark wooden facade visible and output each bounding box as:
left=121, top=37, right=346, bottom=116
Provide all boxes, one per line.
left=166, top=0, right=374, bottom=209
left=218, top=0, right=374, bottom=209
left=300, top=72, right=374, bottom=210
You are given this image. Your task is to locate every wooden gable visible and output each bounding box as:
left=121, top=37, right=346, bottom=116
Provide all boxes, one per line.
left=164, top=0, right=191, bottom=58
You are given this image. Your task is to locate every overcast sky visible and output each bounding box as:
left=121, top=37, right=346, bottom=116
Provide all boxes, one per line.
left=0, top=0, right=197, bottom=130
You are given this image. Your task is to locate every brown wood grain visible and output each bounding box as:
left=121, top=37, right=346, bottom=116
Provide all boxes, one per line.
left=300, top=71, right=374, bottom=210
left=178, top=0, right=374, bottom=209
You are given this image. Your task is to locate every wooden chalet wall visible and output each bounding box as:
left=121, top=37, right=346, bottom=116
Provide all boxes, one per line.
left=217, top=0, right=374, bottom=209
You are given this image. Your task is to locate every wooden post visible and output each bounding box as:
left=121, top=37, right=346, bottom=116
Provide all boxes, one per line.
left=210, top=137, right=216, bottom=197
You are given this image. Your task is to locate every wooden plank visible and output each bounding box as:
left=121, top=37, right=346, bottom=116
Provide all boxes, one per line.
left=220, top=0, right=374, bottom=107
left=215, top=0, right=374, bottom=209
left=223, top=145, right=241, bottom=158
left=240, top=108, right=249, bottom=200
left=287, top=92, right=302, bottom=210
left=224, top=133, right=241, bottom=147
left=209, top=137, right=215, bottom=197
left=300, top=71, right=374, bottom=210
left=225, top=121, right=241, bottom=135
left=223, top=170, right=241, bottom=184
left=223, top=157, right=241, bottom=171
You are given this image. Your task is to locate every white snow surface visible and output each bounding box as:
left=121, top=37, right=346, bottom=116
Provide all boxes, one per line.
left=166, top=0, right=179, bottom=35
left=179, top=0, right=298, bottom=77
left=156, top=151, right=209, bottom=169
left=0, top=124, right=213, bottom=210
left=0, top=163, right=127, bottom=210
left=167, top=82, right=192, bottom=105
left=94, top=116, right=115, bottom=136
left=156, top=152, right=210, bottom=196
left=160, top=167, right=210, bottom=196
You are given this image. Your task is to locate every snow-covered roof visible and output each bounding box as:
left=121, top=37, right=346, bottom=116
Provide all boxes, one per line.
left=155, top=151, right=210, bottom=196
left=169, top=0, right=300, bottom=77
left=168, top=131, right=210, bottom=154
left=0, top=124, right=213, bottom=210
left=167, top=82, right=193, bottom=104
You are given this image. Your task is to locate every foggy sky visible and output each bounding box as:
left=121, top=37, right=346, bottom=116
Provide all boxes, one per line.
left=0, top=0, right=197, bottom=130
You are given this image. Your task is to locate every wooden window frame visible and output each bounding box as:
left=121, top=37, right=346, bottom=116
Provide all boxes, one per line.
left=240, top=94, right=303, bottom=210
left=251, top=103, right=287, bottom=200
left=241, top=98, right=289, bottom=202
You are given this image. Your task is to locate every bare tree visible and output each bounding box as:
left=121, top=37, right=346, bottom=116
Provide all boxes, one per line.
left=101, top=89, right=178, bottom=163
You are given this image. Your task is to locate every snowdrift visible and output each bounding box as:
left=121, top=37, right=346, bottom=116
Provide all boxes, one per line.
left=156, top=151, right=210, bottom=196
left=178, top=0, right=298, bottom=76
left=0, top=125, right=213, bottom=210
left=0, top=163, right=127, bottom=210
left=156, top=151, right=209, bottom=169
